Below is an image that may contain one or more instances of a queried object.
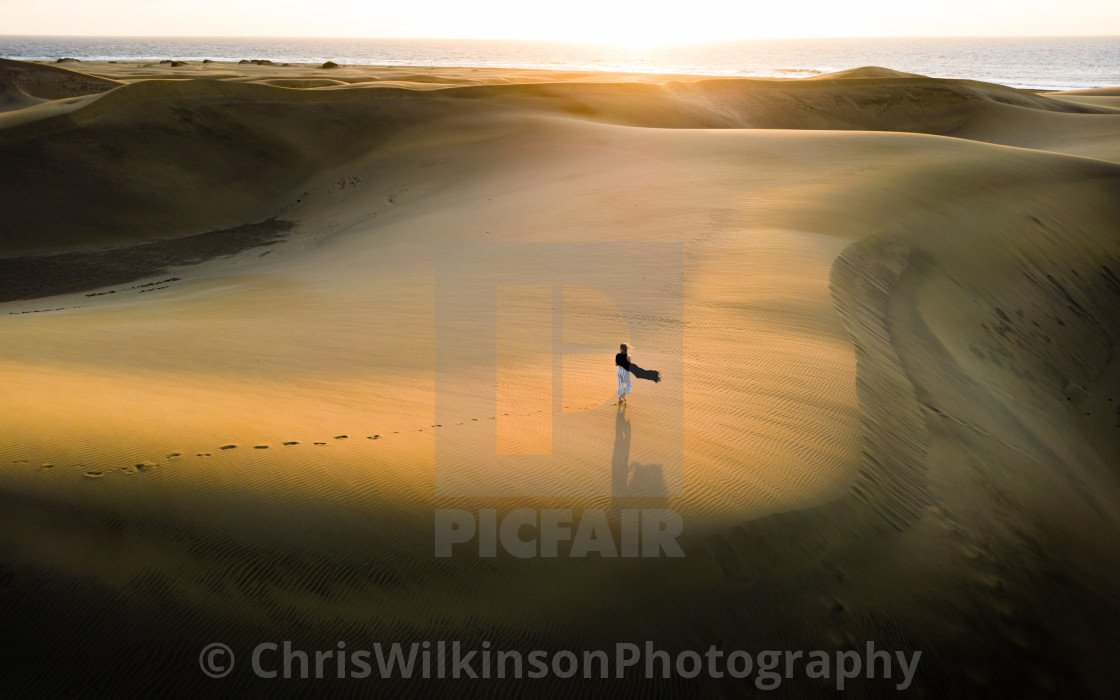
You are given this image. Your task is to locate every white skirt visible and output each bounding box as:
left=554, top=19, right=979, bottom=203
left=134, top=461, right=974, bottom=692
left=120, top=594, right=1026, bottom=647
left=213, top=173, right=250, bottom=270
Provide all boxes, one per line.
left=617, top=365, right=632, bottom=397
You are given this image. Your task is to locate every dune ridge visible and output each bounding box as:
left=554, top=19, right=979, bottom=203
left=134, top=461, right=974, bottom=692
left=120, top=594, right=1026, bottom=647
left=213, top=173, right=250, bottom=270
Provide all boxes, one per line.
left=2, top=59, right=1116, bottom=256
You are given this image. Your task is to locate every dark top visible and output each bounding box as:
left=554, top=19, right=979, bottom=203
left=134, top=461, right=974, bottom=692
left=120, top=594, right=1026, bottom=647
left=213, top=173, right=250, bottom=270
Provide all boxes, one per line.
left=615, top=353, right=630, bottom=370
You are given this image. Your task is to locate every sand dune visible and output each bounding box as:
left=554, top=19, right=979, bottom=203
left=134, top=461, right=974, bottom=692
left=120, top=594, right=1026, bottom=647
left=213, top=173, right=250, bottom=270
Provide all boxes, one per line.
left=0, top=58, right=119, bottom=113
left=254, top=77, right=349, bottom=88
left=1050, top=86, right=1120, bottom=96
left=1, top=60, right=1119, bottom=696
left=809, top=65, right=929, bottom=80
left=1045, top=89, right=1120, bottom=113
left=3, top=60, right=1113, bottom=254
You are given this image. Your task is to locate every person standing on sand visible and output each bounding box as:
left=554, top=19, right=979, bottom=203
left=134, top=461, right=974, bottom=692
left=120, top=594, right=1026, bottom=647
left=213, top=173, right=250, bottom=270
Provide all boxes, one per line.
left=616, top=343, right=660, bottom=404
left=616, top=345, right=633, bottom=404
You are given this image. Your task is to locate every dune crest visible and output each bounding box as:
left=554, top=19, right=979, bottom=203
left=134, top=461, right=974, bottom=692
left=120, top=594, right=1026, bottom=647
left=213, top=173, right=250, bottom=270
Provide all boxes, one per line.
left=810, top=65, right=928, bottom=80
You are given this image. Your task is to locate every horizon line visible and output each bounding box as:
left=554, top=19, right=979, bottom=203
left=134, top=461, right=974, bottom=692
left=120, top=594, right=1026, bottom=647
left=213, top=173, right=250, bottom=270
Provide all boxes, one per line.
left=2, top=33, right=1118, bottom=43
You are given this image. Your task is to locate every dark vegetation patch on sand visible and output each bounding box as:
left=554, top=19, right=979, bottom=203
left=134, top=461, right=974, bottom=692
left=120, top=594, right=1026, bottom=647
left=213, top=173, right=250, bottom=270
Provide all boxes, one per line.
left=0, top=219, right=293, bottom=303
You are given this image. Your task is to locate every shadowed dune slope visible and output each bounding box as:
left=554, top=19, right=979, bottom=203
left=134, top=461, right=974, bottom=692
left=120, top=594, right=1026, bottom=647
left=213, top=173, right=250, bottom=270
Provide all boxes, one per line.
left=0, top=58, right=120, bottom=113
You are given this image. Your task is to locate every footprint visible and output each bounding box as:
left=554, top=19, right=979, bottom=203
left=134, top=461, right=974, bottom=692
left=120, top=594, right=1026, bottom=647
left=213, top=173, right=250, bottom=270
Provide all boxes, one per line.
left=83, top=470, right=105, bottom=479
left=167, top=453, right=181, bottom=459
left=334, top=435, right=348, bottom=440
left=471, top=418, right=478, bottom=421
left=367, top=436, right=379, bottom=440
left=282, top=441, right=299, bottom=446
left=197, top=453, right=211, bottom=457
left=12, top=460, right=27, bottom=465
left=313, top=442, right=326, bottom=446
left=121, top=462, right=157, bottom=474
left=254, top=445, right=269, bottom=449
left=432, top=424, right=442, bottom=428
left=41, top=464, right=54, bottom=469
left=220, top=444, right=237, bottom=450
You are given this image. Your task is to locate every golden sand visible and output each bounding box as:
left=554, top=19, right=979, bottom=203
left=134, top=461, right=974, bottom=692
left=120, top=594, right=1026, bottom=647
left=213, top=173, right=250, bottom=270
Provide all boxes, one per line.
left=1, top=58, right=1119, bottom=696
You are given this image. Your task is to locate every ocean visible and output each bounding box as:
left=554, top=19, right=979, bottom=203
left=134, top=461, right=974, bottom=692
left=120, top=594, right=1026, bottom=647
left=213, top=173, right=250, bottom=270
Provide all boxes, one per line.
left=1, top=35, right=1118, bottom=91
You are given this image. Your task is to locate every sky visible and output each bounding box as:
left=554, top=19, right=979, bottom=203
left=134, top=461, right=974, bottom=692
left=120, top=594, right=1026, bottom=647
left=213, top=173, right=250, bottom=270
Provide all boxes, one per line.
left=2, top=0, right=1118, bottom=46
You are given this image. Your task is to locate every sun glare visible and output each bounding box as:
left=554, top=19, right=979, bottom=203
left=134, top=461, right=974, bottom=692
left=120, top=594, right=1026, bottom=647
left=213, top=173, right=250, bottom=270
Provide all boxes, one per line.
left=495, top=4, right=805, bottom=49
